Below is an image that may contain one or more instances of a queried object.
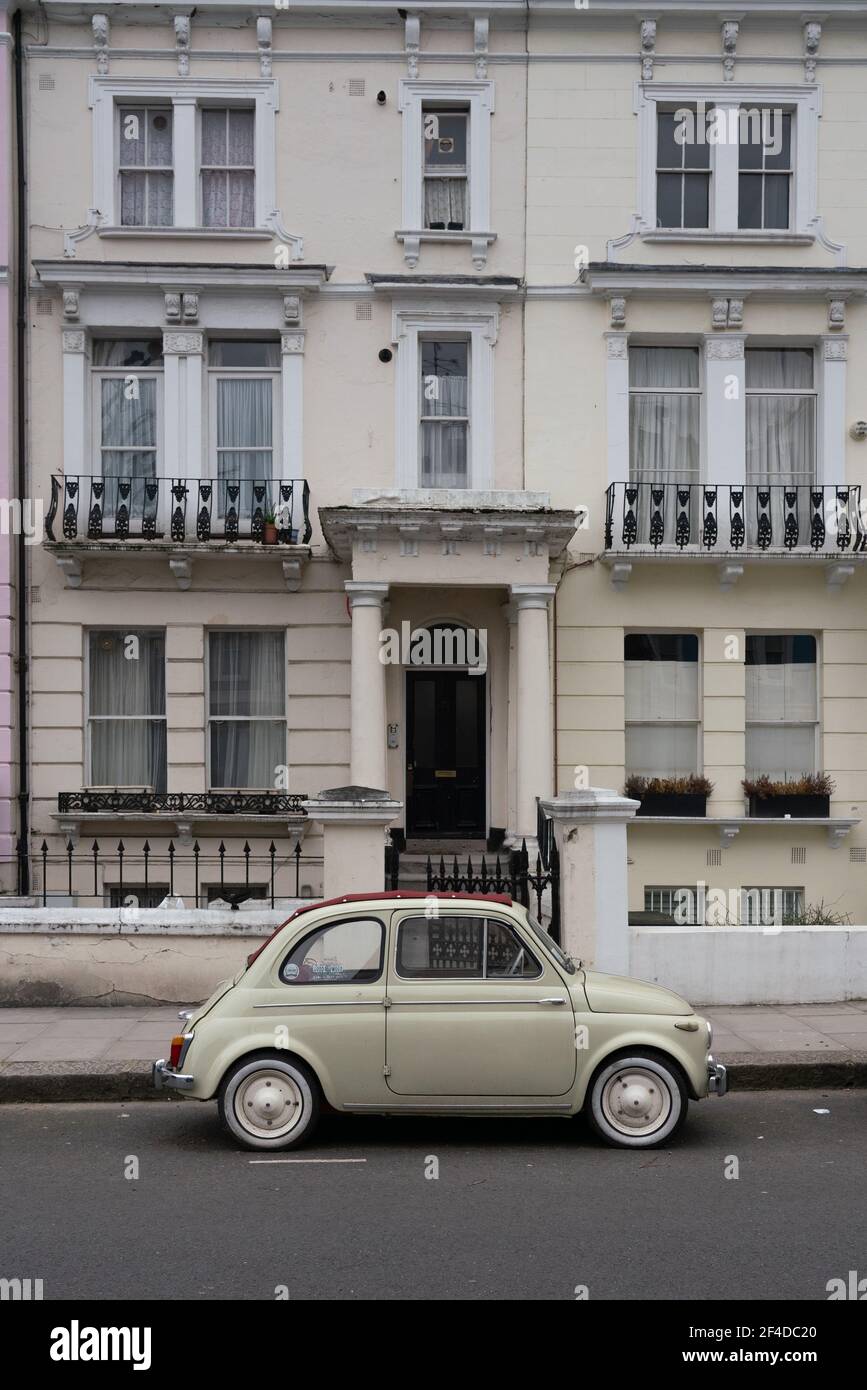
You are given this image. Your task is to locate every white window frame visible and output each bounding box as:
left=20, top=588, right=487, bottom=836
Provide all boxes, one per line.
left=393, top=302, right=498, bottom=491
left=207, top=341, right=282, bottom=489
left=634, top=83, right=821, bottom=243
left=741, top=886, right=804, bottom=926
left=85, top=626, right=167, bottom=792
left=205, top=629, right=288, bottom=792
left=745, top=345, right=818, bottom=487
left=199, top=105, right=257, bottom=230
left=419, top=334, right=471, bottom=491
left=117, top=103, right=175, bottom=229
left=628, top=343, right=704, bottom=484
left=89, top=77, right=283, bottom=240
left=397, top=79, right=495, bottom=269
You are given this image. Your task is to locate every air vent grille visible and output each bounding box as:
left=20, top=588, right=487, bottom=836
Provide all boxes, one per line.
left=791, top=847, right=806, bottom=865
left=706, top=848, right=721, bottom=867
left=355, top=301, right=372, bottom=320
left=349, top=79, right=365, bottom=97
left=850, top=846, right=866, bottom=863
left=38, top=74, right=55, bottom=91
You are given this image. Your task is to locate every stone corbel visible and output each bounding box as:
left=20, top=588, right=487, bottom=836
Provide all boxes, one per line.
left=640, top=20, right=656, bottom=81
left=55, top=555, right=83, bottom=589
left=63, top=209, right=102, bottom=259
left=62, top=289, right=82, bottom=321
left=282, top=295, right=302, bottom=325
left=483, top=525, right=503, bottom=557
left=164, top=291, right=182, bottom=323
left=609, top=561, right=632, bottom=589
left=401, top=232, right=421, bottom=269
left=721, top=20, right=739, bottom=82
left=441, top=522, right=463, bottom=555
left=182, top=292, right=199, bottom=323
left=804, top=21, right=822, bottom=83
left=92, top=14, right=109, bottom=74
left=398, top=524, right=421, bottom=557
left=174, top=14, right=191, bottom=77
left=474, top=17, right=489, bottom=79
left=357, top=522, right=378, bottom=553
left=257, top=16, right=273, bottom=77
left=826, top=562, right=855, bottom=590
left=169, top=556, right=193, bottom=590
left=405, top=14, right=420, bottom=79
left=282, top=559, right=303, bottom=591
left=711, top=297, right=729, bottom=330
left=719, top=563, right=743, bottom=591
left=827, top=297, right=846, bottom=331
left=719, top=822, right=740, bottom=846
left=727, top=298, right=744, bottom=329
left=59, top=820, right=81, bottom=850
left=609, top=296, right=627, bottom=329
left=828, top=823, right=852, bottom=849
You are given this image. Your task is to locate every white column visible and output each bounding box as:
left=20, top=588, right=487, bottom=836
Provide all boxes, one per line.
left=281, top=331, right=305, bottom=479
left=173, top=97, right=198, bottom=227
left=162, top=331, right=204, bottom=479
left=304, top=790, right=403, bottom=899
left=704, top=334, right=746, bottom=486
left=346, top=581, right=389, bottom=789
left=605, top=333, right=629, bottom=486
left=541, top=788, right=640, bottom=972
left=820, top=336, right=847, bottom=485
left=511, top=583, right=555, bottom=844
left=62, top=330, right=88, bottom=476
left=502, top=599, right=518, bottom=842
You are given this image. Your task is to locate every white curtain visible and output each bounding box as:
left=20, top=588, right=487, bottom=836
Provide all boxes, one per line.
left=202, top=109, right=255, bottom=228
left=424, top=179, right=467, bottom=229
left=209, top=632, right=286, bottom=787
left=629, top=347, right=700, bottom=544
left=746, top=349, right=815, bottom=545
left=89, top=631, right=166, bottom=790
left=745, top=640, right=817, bottom=778
left=100, top=377, right=157, bottom=530
left=421, top=343, right=468, bottom=488
left=119, top=108, right=173, bottom=226
left=216, top=378, right=273, bottom=520
left=625, top=656, right=699, bottom=776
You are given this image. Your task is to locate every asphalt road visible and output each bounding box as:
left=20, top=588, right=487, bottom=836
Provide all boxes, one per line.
left=1, top=1091, right=865, bottom=1301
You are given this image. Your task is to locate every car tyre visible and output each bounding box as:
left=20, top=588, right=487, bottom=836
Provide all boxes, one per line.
left=219, top=1055, right=320, bottom=1151
left=586, top=1052, right=688, bottom=1149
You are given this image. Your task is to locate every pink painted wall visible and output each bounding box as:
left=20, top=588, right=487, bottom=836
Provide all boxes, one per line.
left=0, top=7, right=17, bottom=874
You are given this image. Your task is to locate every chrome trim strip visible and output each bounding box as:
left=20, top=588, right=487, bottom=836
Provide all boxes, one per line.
left=386, top=998, right=556, bottom=1007
left=252, top=999, right=385, bottom=1009
left=342, top=1102, right=574, bottom=1113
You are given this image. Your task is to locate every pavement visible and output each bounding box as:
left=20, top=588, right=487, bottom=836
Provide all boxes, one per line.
left=1, top=1091, right=865, bottom=1299
left=0, top=1001, right=866, bottom=1100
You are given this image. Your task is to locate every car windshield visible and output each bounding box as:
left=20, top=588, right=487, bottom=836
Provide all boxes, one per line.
left=522, top=911, right=575, bottom=973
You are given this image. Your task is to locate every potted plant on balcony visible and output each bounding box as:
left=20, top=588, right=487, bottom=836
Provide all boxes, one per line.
left=743, top=773, right=834, bottom=819
left=262, top=507, right=278, bottom=546
left=625, top=774, right=714, bottom=817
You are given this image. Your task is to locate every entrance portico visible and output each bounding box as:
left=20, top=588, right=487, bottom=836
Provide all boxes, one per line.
left=322, top=492, right=575, bottom=846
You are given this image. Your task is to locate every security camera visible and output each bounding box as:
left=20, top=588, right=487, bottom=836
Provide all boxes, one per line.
left=376, top=90, right=387, bottom=106
left=850, top=421, right=867, bottom=440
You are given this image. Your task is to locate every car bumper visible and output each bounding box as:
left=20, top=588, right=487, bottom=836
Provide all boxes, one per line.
left=707, top=1056, right=728, bottom=1097
left=152, top=1058, right=195, bottom=1093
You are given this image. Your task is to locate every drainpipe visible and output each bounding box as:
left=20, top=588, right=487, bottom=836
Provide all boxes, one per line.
left=13, top=9, right=29, bottom=894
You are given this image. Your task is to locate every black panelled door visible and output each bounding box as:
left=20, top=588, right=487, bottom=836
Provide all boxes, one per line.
left=406, top=670, right=486, bottom=837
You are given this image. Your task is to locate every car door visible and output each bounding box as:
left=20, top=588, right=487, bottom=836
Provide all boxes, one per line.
left=251, top=913, right=389, bottom=1106
left=384, top=909, right=577, bottom=1097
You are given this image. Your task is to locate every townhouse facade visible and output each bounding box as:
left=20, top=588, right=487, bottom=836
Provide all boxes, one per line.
left=9, top=0, right=867, bottom=922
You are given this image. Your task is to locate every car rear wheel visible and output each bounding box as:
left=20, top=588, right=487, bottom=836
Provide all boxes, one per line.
left=219, top=1056, right=320, bottom=1151
left=586, top=1053, right=687, bottom=1149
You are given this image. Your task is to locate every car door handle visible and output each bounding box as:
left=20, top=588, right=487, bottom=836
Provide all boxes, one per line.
left=538, top=997, right=566, bottom=1005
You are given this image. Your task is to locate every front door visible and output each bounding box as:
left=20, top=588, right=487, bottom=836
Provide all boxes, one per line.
left=406, top=669, right=485, bottom=837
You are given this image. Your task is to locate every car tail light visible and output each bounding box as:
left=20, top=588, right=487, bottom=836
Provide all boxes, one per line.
left=168, top=1036, right=186, bottom=1069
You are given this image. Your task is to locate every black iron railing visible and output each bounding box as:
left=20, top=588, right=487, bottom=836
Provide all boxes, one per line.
left=426, top=838, right=561, bottom=945
left=57, top=790, right=307, bottom=817
left=21, top=836, right=320, bottom=909
left=605, top=482, right=867, bottom=553
left=46, top=475, right=312, bottom=546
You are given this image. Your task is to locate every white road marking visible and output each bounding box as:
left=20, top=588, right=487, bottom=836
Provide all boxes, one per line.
left=248, top=1157, right=368, bottom=1165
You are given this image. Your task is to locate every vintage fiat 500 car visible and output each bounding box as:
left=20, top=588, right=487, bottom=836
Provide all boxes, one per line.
left=153, top=891, right=726, bottom=1151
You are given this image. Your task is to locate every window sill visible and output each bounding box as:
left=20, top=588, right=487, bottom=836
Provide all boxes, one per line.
left=642, top=229, right=815, bottom=246
left=98, top=226, right=273, bottom=241
left=396, top=229, right=497, bottom=270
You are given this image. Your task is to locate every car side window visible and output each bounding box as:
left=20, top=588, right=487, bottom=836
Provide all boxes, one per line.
left=395, top=916, right=541, bottom=980
left=280, top=917, right=385, bottom=985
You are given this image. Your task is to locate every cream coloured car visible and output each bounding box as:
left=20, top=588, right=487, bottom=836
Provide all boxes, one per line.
left=153, top=890, right=727, bottom=1151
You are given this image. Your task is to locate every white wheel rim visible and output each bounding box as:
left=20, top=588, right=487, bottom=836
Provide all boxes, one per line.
left=234, top=1070, right=304, bottom=1140
left=601, top=1066, right=672, bottom=1138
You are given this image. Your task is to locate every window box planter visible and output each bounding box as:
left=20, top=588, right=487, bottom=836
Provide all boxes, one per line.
left=635, top=793, right=707, bottom=818
left=748, top=794, right=830, bottom=819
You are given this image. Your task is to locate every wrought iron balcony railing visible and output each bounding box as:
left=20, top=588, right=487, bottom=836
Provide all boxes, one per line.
left=605, top=483, right=867, bottom=554
left=46, top=475, right=312, bottom=546
left=57, top=791, right=307, bottom=817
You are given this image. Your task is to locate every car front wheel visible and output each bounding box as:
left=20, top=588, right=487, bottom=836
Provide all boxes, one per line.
left=219, top=1055, right=320, bottom=1151
left=586, top=1053, right=687, bottom=1149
